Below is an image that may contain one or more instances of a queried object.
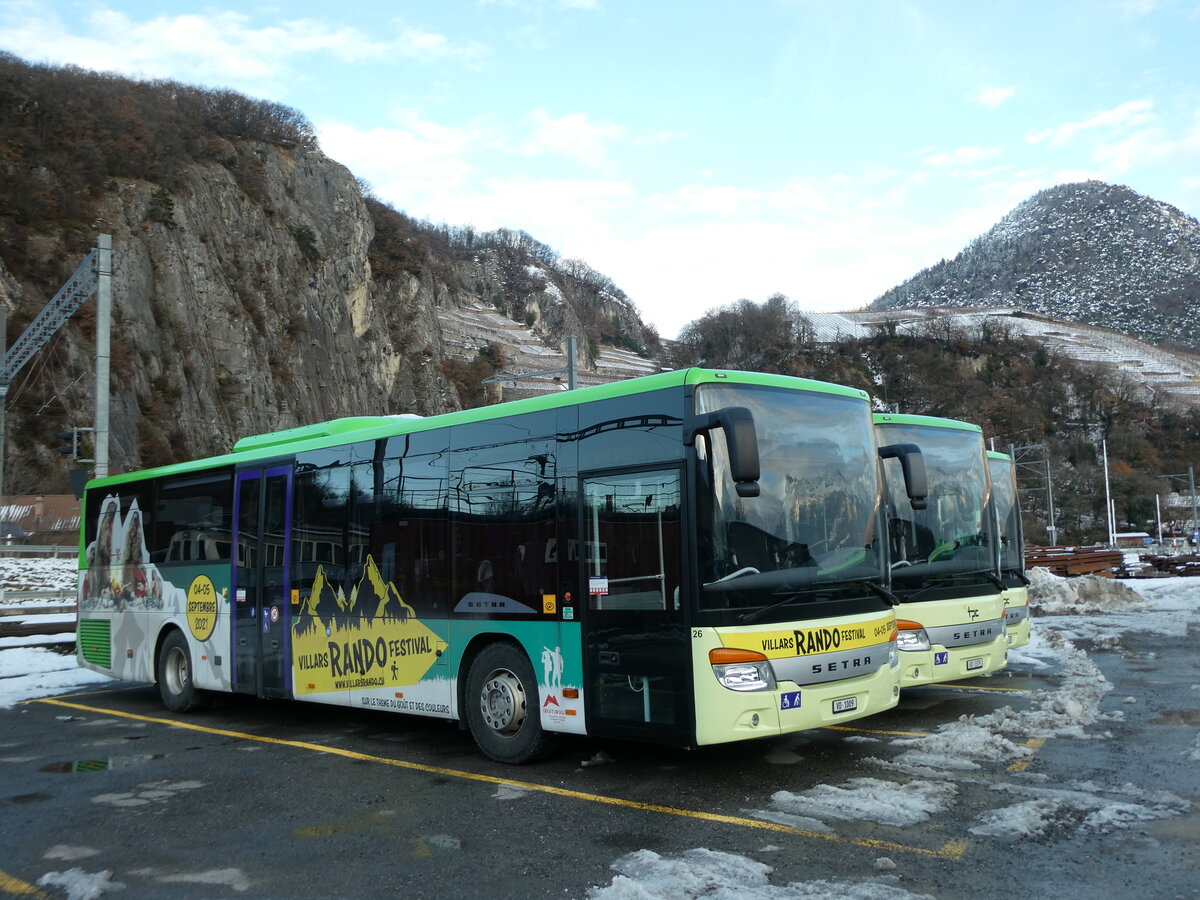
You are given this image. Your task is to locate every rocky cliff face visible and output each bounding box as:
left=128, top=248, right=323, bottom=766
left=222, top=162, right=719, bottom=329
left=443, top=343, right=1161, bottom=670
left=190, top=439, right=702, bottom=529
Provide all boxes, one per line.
left=870, top=181, right=1200, bottom=353
left=0, top=140, right=456, bottom=491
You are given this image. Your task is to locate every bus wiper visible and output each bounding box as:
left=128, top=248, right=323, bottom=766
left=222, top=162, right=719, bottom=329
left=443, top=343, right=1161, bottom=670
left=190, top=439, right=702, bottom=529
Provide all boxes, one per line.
left=1003, top=568, right=1031, bottom=586
left=738, top=586, right=826, bottom=624
left=977, top=570, right=1006, bottom=590
left=849, top=580, right=899, bottom=607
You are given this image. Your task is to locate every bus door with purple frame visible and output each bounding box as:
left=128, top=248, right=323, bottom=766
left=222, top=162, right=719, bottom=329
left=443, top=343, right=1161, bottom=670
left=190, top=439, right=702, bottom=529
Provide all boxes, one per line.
left=232, top=465, right=293, bottom=698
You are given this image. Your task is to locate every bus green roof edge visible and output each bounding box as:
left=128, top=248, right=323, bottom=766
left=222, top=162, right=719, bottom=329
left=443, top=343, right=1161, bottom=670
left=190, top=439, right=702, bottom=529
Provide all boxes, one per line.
left=873, top=413, right=983, bottom=434
left=232, top=416, right=405, bottom=454
left=986, top=450, right=1013, bottom=461
left=84, top=368, right=869, bottom=493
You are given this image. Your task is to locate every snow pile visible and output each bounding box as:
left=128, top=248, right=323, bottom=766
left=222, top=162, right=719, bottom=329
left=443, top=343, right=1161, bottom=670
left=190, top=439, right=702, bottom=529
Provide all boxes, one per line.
left=971, top=781, right=1188, bottom=839
left=1027, top=567, right=1145, bottom=615
left=1028, top=570, right=1200, bottom=645
left=754, top=778, right=956, bottom=829
left=0, top=556, right=76, bottom=592
left=588, top=849, right=934, bottom=900
left=0, top=646, right=109, bottom=709
left=874, top=627, right=1115, bottom=783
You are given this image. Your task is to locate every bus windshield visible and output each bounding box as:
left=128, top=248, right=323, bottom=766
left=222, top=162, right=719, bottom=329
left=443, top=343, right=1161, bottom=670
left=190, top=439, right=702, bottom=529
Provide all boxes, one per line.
left=880, top=424, right=994, bottom=581
left=988, top=456, right=1024, bottom=573
left=694, top=384, right=884, bottom=613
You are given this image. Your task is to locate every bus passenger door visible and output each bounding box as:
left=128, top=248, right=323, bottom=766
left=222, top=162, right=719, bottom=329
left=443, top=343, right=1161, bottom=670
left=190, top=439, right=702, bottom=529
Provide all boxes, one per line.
left=232, top=465, right=293, bottom=698
left=580, top=467, right=691, bottom=743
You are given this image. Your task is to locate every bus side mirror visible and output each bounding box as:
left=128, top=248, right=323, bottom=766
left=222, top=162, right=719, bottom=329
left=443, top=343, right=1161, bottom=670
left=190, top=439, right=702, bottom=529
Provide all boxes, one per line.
left=685, top=406, right=760, bottom=498
left=878, top=442, right=928, bottom=510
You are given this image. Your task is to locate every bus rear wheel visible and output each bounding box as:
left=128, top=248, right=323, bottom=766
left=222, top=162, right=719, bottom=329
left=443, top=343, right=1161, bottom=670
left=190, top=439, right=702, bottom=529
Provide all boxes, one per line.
left=157, top=630, right=210, bottom=713
left=465, top=643, right=557, bottom=764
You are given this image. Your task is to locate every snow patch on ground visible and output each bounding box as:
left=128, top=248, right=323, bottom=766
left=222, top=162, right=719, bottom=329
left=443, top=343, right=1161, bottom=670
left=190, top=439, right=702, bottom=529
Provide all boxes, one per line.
left=588, top=848, right=935, bottom=899
left=971, top=781, right=1188, bottom=838
left=0, top=555, right=77, bottom=591
left=753, top=778, right=957, bottom=828
left=36, top=868, right=124, bottom=900
left=0, top=647, right=110, bottom=708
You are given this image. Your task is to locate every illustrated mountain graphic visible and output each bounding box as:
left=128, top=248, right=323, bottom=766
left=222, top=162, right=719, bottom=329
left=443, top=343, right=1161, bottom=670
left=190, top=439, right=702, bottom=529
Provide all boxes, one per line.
left=293, top=564, right=346, bottom=637
left=347, top=555, right=414, bottom=629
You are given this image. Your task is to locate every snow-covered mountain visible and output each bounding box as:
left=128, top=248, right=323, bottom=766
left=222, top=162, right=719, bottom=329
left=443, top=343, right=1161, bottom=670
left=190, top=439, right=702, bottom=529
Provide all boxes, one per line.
left=869, top=182, right=1200, bottom=352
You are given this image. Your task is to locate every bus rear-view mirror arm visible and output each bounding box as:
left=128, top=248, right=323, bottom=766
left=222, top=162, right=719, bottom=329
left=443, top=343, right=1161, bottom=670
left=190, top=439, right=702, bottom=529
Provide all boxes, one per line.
left=878, top=442, right=928, bottom=510
left=684, top=406, right=761, bottom=498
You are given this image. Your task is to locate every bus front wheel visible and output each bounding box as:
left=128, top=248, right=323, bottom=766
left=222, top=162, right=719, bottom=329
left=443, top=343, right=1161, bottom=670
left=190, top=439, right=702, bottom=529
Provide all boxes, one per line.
left=465, top=643, right=557, bottom=764
left=156, top=630, right=210, bottom=713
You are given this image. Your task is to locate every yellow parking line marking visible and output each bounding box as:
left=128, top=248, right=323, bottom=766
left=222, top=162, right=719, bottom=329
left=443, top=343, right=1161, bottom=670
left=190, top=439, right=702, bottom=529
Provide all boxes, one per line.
left=1007, top=737, right=1047, bottom=772
left=34, top=697, right=967, bottom=860
left=910, top=684, right=1034, bottom=694
left=25, top=684, right=144, bottom=701
left=0, top=869, right=48, bottom=898
left=822, top=725, right=931, bottom=738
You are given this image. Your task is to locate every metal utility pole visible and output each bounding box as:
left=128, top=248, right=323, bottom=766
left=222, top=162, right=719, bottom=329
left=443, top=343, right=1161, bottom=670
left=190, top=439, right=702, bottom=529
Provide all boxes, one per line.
left=1158, top=467, right=1198, bottom=543
left=483, top=335, right=579, bottom=396
left=94, top=234, right=112, bottom=478
left=0, top=235, right=110, bottom=497
left=0, top=303, right=6, bottom=526
left=1191, top=466, right=1198, bottom=539
left=1012, top=442, right=1056, bottom=545
left=1102, top=439, right=1114, bottom=547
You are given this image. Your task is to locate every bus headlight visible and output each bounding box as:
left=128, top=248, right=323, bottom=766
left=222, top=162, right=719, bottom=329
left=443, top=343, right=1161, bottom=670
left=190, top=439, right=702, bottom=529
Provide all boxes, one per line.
left=709, top=648, right=776, bottom=692
left=896, top=619, right=930, bottom=652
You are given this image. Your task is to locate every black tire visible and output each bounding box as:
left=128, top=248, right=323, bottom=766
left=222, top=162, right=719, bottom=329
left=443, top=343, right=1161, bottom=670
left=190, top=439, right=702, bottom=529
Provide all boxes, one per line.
left=156, top=629, right=210, bottom=713
left=465, top=642, right=558, bottom=764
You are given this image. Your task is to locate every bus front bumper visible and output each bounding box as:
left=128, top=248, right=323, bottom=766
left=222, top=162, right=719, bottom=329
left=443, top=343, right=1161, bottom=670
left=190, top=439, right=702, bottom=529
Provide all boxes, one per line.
left=695, top=657, right=901, bottom=746
left=898, top=633, right=1009, bottom=688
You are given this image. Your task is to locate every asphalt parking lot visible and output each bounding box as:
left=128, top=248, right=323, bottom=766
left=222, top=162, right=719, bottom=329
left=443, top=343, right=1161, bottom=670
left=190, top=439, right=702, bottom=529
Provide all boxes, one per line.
left=2, top=623, right=1198, bottom=899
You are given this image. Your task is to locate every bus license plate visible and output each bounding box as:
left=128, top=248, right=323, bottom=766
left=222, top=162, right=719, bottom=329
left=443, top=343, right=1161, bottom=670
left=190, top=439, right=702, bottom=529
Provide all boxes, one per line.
left=832, top=697, right=858, bottom=714
left=966, top=657, right=984, bottom=671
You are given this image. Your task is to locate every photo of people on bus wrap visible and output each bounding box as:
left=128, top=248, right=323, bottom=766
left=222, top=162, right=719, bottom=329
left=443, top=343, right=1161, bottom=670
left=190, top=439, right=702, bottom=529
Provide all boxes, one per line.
left=81, top=495, right=166, bottom=612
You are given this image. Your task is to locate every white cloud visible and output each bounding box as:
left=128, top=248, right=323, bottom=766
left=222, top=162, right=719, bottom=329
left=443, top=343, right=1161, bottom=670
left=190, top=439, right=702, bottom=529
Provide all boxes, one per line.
left=1091, top=106, right=1200, bottom=173
left=1115, top=0, right=1159, bottom=14
left=1093, top=128, right=1171, bottom=172
left=318, top=117, right=479, bottom=202
left=517, top=110, right=623, bottom=168
left=1026, top=100, right=1155, bottom=146
left=924, top=146, right=1003, bottom=169
left=0, top=5, right=484, bottom=98
left=974, top=85, right=1016, bottom=107
left=430, top=175, right=635, bottom=240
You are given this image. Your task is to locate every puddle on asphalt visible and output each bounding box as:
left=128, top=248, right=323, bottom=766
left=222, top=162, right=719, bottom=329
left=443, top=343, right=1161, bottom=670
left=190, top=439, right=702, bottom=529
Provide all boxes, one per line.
left=7, top=793, right=52, bottom=803
left=39, top=755, right=164, bottom=773
left=1148, top=709, right=1200, bottom=725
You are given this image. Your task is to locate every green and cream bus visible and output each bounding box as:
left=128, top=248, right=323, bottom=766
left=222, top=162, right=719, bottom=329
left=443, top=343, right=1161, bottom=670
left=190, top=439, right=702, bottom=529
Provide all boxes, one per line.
left=874, top=414, right=1008, bottom=688
left=76, top=369, right=920, bottom=763
left=987, top=450, right=1031, bottom=649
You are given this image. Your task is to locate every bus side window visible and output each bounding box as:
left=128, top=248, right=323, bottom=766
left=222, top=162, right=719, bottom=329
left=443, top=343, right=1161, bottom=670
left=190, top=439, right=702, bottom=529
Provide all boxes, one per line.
left=153, top=471, right=235, bottom=565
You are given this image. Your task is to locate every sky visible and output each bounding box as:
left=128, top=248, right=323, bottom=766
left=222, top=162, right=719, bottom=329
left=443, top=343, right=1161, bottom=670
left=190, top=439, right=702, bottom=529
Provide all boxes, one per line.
left=2, top=1, right=1200, bottom=339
